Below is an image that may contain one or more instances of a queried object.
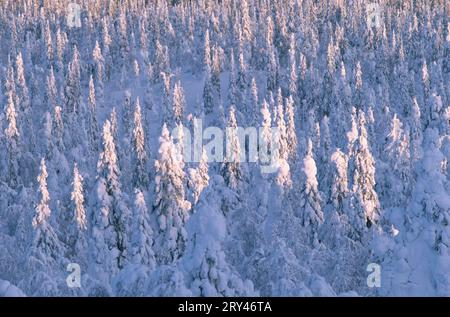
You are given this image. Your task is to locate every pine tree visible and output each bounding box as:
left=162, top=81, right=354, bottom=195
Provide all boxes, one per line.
left=153, top=124, right=191, bottom=264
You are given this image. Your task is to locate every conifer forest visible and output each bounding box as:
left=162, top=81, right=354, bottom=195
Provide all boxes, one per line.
left=0, top=0, right=449, bottom=297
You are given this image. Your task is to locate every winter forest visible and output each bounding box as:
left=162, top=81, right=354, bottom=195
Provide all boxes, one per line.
left=0, top=0, right=449, bottom=297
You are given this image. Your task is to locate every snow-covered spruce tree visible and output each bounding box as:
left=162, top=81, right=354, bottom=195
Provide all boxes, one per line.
left=5, top=55, right=17, bottom=102
left=203, top=61, right=215, bottom=116
left=122, top=91, right=132, bottom=138
left=93, top=119, right=130, bottom=277
left=259, top=98, right=273, bottom=166
left=52, top=106, right=65, bottom=152
left=130, top=189, right=155, bottom=269
left=266, top=16, right=278, bottom=94
left=288, top=33, right=298, bottom=99
left=384, top=114, right=412, bottom=207
left=25, top=158, right=65, bottom=296
left=296, top=139, right=324, bottom=246
left=4, top=91, right=20, bottom=188
left=346, top=106, right=359, bottom=187
left=55, top=27, right=65, bottom=73
left=41, top=112, right=53, bottom=159
left=202, top=31, right=219, bottom=117
left=203, top=29, right=211, bottom=72
left=71, top=163, right=86, bottom=231
left=172, top=80, right=185, bottom=125
left=354, top=61, right=363, bottom=109
left=15, top=51, right=34, bottom=149
left=351, top=111, right=381, bottom=233
left=285, top=95, right=297, bottom=160
left=227, top=49, right=239, bottom=110
left=381, top=128, right=450, bottom=296
left=187, top=148, right=210, bottom=205
left=15, top=52, right=30, bottom=117
left=46, top=66, right=58, bottom=111
left=154, top=40, right=170, bottom=82
left=408, top=97, right=423, bottom=163
left=44, top=20, right=53, bottom=65
left=318, top=115, right=333, bottom=199
left=181, top=176, right=257, bottom=296
left=110, top=107, right=120, bottom=160
left=250, top=77, right=259, bottom=126
left=153, top=123, right=191, bottom=265
left=64, top=46, right=81, bottom=115
left=161, top=72, right=172, bottom=123
left=221, top=106, right=243, bottom=190
left=70, top=163, right=88, bottom=262
left=320, top=150, right=368, bottom=294
left=276, top=89, right=288, bottom=161
left=236, top=45, right=249, bottom=117
left=132, top=98, right=149, bottom=190
left=92, top=40, right=104, bottom=99
left=101, top=18, right=113, bottom=81
left=421, top=60, right=431, bottom=125
left=321, top=147, right=361, bottom=244
left=210, top=45, right=222, bottom=112
left=87, top=75, right=99, bottom=153
left=329, top=149, right=351, bottom=217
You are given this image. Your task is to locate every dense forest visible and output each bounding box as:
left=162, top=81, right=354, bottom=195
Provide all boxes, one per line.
left=0, top=0, right=449, bottom=296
